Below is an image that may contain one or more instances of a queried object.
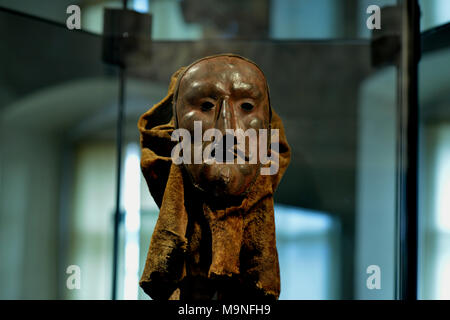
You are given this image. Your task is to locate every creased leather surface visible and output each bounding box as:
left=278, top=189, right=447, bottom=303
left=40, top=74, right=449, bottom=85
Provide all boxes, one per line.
left=138, top=55, right=291, bottom=300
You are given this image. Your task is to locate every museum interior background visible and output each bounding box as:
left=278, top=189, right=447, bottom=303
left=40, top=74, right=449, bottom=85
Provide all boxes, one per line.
left=0, top=0, right=449, bottom=300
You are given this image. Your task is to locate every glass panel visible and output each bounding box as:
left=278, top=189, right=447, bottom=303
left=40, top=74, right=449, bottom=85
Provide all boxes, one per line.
left=0, top=8, right=119, bottom=299
left=419, top=0, right=450, bottom=31
left=355, top=65, right=398, bottom=299
left=0, top=0, right=403, bottom=39
left=274, top=204, right=340, bottom=299
left=125, top=36, right=402, bottom=299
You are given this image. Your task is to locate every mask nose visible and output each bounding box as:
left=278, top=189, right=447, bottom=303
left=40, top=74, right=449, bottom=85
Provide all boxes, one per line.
left=216, top=98, right=237, bottom=133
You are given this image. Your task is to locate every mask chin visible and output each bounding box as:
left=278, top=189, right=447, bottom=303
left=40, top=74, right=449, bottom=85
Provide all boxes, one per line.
left=183, top=161, right=260, bottom=201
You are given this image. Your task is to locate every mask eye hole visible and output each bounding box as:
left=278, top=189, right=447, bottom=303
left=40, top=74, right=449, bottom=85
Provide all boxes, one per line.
left=241, top=102, right=254, bottom=111
left=201, top=101, right=215, bottom=111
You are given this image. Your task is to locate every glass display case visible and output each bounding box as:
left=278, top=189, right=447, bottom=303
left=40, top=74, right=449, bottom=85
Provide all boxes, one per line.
left=0, top=0, right=448, bottom=300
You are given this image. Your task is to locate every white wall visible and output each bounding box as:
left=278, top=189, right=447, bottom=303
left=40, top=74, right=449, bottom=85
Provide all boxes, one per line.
left=355, top=66, right=397, bottom=299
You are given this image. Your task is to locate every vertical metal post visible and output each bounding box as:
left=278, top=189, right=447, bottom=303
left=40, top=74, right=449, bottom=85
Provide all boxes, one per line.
left=111, top=0, right=128, bottom=302
left=397, top=0, right=421, bottom=300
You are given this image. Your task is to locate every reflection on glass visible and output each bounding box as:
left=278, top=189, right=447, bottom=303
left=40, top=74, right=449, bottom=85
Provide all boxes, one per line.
left=420, top=125, right=450, bottom=299
left=419, top=47, right=450, bottom=300
left=355, top=66, right=397, bottom=300
left=0, top=0, right=410, bottom=300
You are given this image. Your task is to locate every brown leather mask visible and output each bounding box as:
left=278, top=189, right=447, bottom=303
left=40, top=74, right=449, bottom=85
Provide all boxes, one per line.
left=138, top=54, right=291, bottom=300
left=173, top=55, right=271, bottom=199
